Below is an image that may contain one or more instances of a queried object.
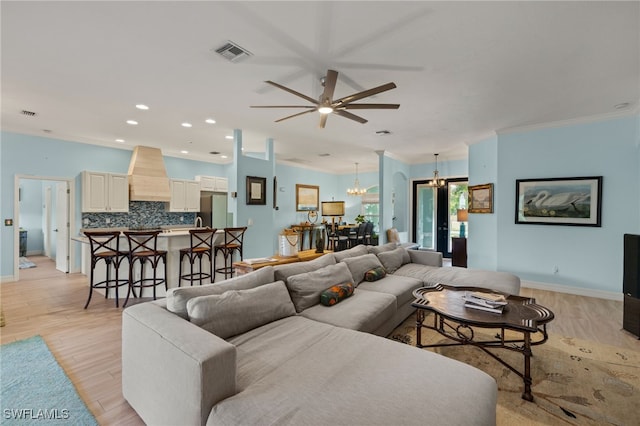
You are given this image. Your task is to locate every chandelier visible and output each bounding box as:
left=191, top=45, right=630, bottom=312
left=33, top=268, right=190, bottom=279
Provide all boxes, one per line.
left=428, top=154, right=446, bottom=187
left=347, top=163, right=367, bottom=196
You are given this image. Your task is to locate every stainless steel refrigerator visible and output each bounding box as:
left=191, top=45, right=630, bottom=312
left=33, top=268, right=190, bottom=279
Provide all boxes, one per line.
left=200, top=192, right=230, bottom=229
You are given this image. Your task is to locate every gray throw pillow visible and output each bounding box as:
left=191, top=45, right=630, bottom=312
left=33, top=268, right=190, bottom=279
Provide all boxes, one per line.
left=167, top=266, right=275, bottom=319
left=376, top=247, right=410, bottom=274
left=186, top=281, right=296, bottom=339
left=285, top=262, right=354, bottom=313
left=273, top=254, right=336, bottom=285
left=340, top=254, right=384, bottom=285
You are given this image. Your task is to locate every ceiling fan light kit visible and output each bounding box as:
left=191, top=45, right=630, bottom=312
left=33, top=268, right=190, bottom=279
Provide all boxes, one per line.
left=251, top=69, right=399, bottom=128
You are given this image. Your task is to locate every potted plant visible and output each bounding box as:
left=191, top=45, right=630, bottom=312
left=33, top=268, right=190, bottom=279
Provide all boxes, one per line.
left=354, top=214, right=365, bottom=224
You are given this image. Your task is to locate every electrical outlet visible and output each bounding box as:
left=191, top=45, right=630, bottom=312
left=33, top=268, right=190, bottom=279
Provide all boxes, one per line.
left=180, top=216, right=184, bottom=222
left=248, top=218, right=254, bottom=226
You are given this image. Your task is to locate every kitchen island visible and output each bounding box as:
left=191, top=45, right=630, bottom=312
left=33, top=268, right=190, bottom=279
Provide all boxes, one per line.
left=73, top=227, right=225, bottom=300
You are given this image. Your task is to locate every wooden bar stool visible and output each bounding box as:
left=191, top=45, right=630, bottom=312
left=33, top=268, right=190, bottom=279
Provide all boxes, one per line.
left=123, top=230, right=167, bottom=307
left=213, top=227, right=247, bottom=281
left=178, top=227, right=217, bottom=286
left=83, top=231, right=129, bottom=309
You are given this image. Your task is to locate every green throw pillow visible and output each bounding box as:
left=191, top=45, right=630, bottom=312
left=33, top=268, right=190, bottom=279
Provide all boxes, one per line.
left=320, top=282, right=354, bottom=306
left=364, top=266, right=386, bottom=282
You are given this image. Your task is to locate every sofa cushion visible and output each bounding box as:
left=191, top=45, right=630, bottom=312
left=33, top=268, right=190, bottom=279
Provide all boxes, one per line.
left=357, top=275, right=423, bottom=307
left=286, top=262, right=354, bottom=313
left=186, top=281, right=296, bottom=339
left=300, top=288, right=396, bottom=333
left=376, top=247, right=410, bottom=273
left=364, top=266, right=386, bottom=282
left=340, top=253, right=384, bottom=285
left=368, top=242, right=397, bottom=255
left=332, top=244, right=369, bottom=262
left=167, top=266, right=276, bottom=319
left=273, top=254, right=336, bottom=285
left=320, top=282, right=354, bottom=306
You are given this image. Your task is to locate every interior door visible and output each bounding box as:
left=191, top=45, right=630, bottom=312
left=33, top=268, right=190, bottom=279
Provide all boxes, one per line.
left=55, top=182, right=69, bottom=273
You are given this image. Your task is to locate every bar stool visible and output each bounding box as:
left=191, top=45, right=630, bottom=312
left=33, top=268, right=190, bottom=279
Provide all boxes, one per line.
left=178, top=227, right=217, bottom=286
left=213, top=227, right=247, bottom=281
left=123, top=230, right=167, bottom=307
left=83, top=231, right=129, bottom=309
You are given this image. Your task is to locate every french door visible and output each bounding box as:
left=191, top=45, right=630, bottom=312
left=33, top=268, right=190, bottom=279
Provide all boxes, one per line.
left=412, top=178, right=468, bottom=257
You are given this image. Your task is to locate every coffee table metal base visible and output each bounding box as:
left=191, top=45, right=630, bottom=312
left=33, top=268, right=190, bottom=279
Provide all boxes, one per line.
left=416, top=310, right=550, bottom=401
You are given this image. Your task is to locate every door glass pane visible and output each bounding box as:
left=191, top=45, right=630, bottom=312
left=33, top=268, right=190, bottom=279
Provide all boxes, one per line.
left=416, top=184, right=436, bottom=249
left=448, top=181, right=468, bottom=252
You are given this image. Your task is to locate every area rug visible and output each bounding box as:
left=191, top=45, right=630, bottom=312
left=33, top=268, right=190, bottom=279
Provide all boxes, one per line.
left=0, top=336, right=97, bottom=425
left=390, top=314, right=640, bottom=426
left=18, top=257, right=36, bottom=269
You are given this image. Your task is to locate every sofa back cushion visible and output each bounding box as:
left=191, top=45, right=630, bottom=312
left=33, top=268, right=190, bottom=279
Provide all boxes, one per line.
left=368, top=242, right=398, bottom=255
left=187, top=281, right=296, bottom=339
left=332, top=244, right=369, bottom=262
left=167, top=266, right=275, bottom=319
left=340, top=253, right=384, bottom=285
left=376, top=247, right=411, bottom=274
left=285, top=262, right=354, bottom=313
left=273, top=254, right=336, bottom=285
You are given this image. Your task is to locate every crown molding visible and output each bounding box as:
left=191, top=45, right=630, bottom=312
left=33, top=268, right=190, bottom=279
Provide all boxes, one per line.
left=496, top=107, right=640, bottom=136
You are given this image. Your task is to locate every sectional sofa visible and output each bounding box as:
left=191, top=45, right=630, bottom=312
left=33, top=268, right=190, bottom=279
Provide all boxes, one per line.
left=122, top=244, right=520, bottom=425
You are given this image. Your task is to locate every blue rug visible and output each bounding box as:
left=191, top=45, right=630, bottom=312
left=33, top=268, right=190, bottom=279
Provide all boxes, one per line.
left=0, top=336, right=98, bottom=425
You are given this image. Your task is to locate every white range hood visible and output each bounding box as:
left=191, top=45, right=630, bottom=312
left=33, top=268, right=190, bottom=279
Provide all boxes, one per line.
left=127, top=145, right=171, bottom=202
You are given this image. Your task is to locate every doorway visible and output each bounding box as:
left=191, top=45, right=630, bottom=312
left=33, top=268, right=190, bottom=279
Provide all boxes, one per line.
left=14, top=175, right=75, bottom=281
left=412, top=178, right=468, bottom=257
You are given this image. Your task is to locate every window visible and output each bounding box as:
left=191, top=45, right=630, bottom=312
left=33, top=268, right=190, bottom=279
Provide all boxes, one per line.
left=361, top=187, right=379, bottom=233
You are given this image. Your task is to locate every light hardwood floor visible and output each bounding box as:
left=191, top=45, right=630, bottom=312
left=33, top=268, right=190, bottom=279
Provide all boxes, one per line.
left=1, top=256, right=638, bottom=425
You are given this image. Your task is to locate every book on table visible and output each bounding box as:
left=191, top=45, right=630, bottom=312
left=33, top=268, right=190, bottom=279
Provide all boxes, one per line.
left=463, top=291, right=507, bottom=314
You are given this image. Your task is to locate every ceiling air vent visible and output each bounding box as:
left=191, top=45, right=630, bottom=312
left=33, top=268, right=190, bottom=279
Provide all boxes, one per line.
left=21, top=110, right=37, bottom=117
left=214, top=41, right=252, bottom=63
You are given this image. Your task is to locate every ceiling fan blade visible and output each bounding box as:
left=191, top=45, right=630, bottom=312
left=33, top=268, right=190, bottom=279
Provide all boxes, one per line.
left=265, top=81, right=319, bottom=105
left=319, top=113, right=329, bottom=129
left=334, top=110, right=368, bottom=124
left=340, top=103, right=400, bottom=110
left=321, top=70, right=338, bottom=102
left=251, top=105, right=317, bottom=109
left=274, top=109, right=317, bottom=123
left=333, top=82, right=397, bottom=106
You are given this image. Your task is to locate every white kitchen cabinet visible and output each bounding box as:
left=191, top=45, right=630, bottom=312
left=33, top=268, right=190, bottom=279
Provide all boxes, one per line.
left=169, top=179, right=200, bottom=212
left=196, top=175, right=228, bottom=192
left=82, top=171, right=129, bottom=212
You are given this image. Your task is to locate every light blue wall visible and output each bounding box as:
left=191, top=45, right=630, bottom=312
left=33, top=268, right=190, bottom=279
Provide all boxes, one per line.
left=337, top=171, right=378, bottom=223
left=379, top=152, right=411, bottom=243
left=468, top=136, right=498, bottom=270
left=494, top=116, right=640, bottom=293
left=410, top=158, right=468, bottom=180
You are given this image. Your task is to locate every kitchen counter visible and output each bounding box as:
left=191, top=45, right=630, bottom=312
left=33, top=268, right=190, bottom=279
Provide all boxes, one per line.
left=74, top=228, right=225, bottom=300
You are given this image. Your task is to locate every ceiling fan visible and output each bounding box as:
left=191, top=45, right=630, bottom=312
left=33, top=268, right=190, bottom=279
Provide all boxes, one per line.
left=251, top=69, right=399, bottom=128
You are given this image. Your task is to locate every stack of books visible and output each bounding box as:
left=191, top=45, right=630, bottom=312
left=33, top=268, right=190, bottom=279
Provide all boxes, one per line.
left=463, top=291, right=508, bottom=314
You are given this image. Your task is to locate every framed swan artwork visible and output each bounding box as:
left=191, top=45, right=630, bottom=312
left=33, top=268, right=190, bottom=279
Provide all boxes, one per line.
left=515, top=176, right=603, bottom=226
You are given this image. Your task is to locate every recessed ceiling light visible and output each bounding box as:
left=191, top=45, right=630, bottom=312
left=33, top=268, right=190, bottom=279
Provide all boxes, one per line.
left=205, top=118, right=216, bottom=124
left=225, top=135, right=233, bottom=140
left=614, top=102, right=630, bottom=110
left=180, top=150, right=189, bottom=154
left=135, top=104, right=149, bottom=110
left=126, top=120, right=138, bottom=125
left=181, top=122, right=192, bottom=128
left=115, top=139, right=125, bottom=143
left=221, top=155, right=228, bottom=159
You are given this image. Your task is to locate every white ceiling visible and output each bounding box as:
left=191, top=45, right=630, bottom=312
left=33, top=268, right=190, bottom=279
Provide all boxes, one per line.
left=2, top=1, right=638, bottom=174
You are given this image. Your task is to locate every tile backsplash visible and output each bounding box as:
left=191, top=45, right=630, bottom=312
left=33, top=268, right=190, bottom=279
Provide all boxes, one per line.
left=82, top=201, right=196, bottom=229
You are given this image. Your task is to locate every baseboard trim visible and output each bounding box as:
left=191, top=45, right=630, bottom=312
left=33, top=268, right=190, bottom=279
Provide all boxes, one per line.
left=521, top=280, right=623, bottom=301
left=0, top=275, right=17, bottom=283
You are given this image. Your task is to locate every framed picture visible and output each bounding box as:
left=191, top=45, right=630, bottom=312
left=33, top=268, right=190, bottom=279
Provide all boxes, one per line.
left=296, top=184, right=319, bottom=211
left=246, top=176, right=266, bottom=205
left=468, top=183, right=494, bottom=213
left=515, top=176, right=602, bottom=226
